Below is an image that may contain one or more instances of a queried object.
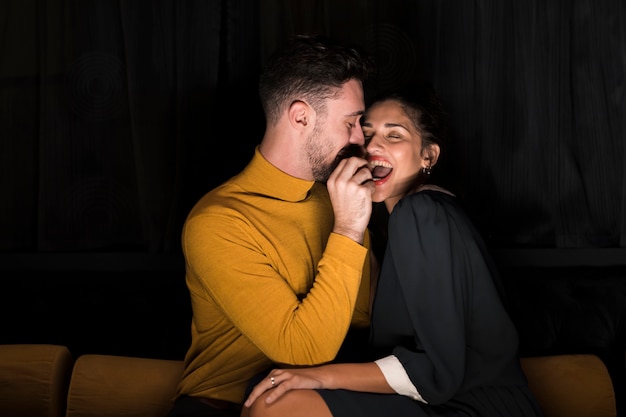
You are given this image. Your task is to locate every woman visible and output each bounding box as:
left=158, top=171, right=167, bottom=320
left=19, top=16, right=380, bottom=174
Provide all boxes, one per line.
left=241, top=82, right=544, bottom=417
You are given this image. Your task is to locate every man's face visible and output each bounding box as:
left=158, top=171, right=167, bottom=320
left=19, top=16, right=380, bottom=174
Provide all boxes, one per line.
left=306, top=79, right=366, bottom=182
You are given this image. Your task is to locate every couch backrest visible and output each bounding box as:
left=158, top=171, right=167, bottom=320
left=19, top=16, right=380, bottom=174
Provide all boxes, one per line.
left=0, top=345, right=618, bottom=417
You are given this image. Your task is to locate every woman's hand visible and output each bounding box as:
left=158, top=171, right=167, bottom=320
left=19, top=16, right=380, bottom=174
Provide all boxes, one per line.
left=243, top=362, right=391, bottom=409
left=243, top=367, right=327, bottom=407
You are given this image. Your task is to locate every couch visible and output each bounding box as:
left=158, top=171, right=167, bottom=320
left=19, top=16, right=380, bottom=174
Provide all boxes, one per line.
left=0, top=344, right=618, bottom=417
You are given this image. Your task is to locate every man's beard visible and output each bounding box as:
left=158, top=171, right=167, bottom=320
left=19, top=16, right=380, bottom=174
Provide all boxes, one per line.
left=306, top=124, right=365, bottom=183
left=306, top=124, right=335, bottom=183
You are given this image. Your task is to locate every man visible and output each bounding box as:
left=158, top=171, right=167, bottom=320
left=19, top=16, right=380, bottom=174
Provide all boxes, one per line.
left=167, top=34, right=376, bottom=417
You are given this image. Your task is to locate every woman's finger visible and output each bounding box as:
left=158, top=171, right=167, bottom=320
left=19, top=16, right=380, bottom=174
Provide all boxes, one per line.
left=243, top=374, right=276, bottom=407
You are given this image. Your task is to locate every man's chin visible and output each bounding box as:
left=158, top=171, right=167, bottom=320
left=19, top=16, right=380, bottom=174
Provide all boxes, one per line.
left=316, top=146, right=365, bottom=183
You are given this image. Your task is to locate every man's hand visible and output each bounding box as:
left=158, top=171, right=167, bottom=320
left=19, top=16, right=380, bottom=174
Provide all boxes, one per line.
left=326, top=156, right=374, bottom=244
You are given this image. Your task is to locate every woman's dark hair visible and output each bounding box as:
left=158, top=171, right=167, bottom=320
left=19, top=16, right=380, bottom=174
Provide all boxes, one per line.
left=259, top=34, right=376, bottom=126
left=367, top=80, right=448, bottom=158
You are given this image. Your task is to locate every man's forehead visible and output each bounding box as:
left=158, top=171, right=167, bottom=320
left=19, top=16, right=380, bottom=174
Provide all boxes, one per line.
left=330, top=82, right=365, bottom=117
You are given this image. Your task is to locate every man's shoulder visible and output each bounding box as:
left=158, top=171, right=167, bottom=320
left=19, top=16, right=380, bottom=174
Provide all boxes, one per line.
left=188, top=179, right=248, bottom=216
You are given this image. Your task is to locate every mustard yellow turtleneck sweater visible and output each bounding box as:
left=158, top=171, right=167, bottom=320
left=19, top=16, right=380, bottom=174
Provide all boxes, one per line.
left=176, top=146, right=371, bottom=404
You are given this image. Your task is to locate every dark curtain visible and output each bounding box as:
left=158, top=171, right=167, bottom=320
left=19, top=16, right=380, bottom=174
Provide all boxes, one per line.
left=1, top=0, right=625, bottom=255
left=0, top=0, right=262, bottom=253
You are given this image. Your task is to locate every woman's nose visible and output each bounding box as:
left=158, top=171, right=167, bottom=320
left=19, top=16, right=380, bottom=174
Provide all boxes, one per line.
left=365, top=135, right=380, bottom=153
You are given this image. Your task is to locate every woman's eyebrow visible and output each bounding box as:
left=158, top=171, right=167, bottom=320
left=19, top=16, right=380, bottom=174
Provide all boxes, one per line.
left=384, top=122, right=409, bottom=130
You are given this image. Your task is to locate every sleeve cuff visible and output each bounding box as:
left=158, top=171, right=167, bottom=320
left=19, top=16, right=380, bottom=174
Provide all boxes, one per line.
left=374, top=355, right=427, bottom=403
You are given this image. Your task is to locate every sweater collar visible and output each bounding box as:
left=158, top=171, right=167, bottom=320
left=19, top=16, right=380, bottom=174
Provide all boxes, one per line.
left=239, top=146, right=316, bottom=202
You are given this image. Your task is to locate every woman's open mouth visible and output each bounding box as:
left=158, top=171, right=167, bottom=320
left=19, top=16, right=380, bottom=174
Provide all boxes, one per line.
left=369, top=159, right=393, bottom=184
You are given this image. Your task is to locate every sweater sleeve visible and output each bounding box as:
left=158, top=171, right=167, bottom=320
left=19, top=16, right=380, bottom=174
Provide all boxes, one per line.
left=351, top=230, right=372, bottom=328
left=184, top=211, right=368, bottom=366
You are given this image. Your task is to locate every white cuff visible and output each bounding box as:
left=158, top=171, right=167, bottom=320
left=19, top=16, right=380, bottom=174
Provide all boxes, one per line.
left=374, top=355, right=426, bottom=403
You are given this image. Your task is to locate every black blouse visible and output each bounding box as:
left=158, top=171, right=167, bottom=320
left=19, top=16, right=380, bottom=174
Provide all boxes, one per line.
left=370, top=190, right=543, bottom=416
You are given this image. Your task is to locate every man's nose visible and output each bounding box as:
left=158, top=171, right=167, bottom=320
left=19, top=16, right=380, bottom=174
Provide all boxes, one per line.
left=351, top=125, right=365, bottom=145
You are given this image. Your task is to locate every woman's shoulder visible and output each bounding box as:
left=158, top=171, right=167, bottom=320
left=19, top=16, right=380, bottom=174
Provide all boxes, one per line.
left=413, top=184, right=455, bottom=197
left=394, top=184, right=462, bottom=220
left=400, top=184, right=456, bottom=207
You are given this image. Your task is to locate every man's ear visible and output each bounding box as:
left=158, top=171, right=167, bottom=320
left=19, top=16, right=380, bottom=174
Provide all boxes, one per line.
left=423, top=144, right=441, bottom=167
left=288, top=100, right=311, bottom=130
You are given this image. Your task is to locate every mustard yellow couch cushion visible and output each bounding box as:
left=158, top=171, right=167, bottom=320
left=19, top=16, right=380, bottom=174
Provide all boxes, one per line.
left=0, top=344, right=73, bottom=417
left=521, top=354, right=616, bottom=417
left=64, top=353, right=616, bottom=417
left=1, top=345, right=617, bottom=417
left=66, top=354, right=183, bottom=417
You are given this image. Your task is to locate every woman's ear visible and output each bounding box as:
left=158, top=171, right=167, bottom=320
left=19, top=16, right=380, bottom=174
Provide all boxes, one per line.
left=288, top=100, right=311, bottom=130
left=423, top=144, right=441, bottom=167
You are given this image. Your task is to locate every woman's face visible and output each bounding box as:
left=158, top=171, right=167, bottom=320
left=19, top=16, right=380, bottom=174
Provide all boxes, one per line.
left=362, top=99, right=426, bottom=212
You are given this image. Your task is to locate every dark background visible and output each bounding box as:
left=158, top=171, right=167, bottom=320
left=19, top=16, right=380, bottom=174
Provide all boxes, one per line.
left=1, top=0, right=625, bottom=412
